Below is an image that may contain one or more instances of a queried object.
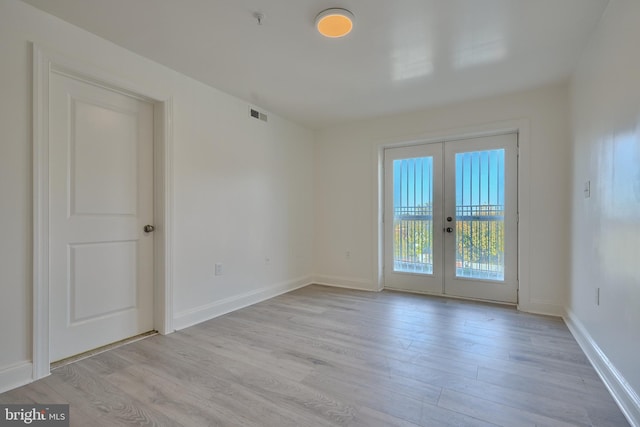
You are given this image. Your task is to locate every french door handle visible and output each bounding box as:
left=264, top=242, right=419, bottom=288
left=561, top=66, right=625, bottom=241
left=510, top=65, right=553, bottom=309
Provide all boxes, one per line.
left=445, top=227, right=454, bottom=233
left=143, top=225, right=155, bottom=233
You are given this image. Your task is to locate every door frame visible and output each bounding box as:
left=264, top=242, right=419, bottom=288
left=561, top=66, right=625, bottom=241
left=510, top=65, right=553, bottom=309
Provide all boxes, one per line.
left=373, top=120, right=532, bottom=310
left=32, top=44, right=175, bottom=380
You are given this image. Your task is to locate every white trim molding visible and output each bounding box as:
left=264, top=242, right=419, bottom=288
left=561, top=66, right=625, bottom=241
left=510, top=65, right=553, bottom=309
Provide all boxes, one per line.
left=565, top=310, right=640, bottom=427
left=32, top=43, right=51, bottom=382
left=32, top=44, right=174, bottom=382
left=173, top=277, right=313, bottom=331
left=0, top=362, right=33, bottom=394
left=521, top=298, right=564, bottom=317
left=153, top=98, right=175, bottom=335
left=312, top=275, right=377, bottom=292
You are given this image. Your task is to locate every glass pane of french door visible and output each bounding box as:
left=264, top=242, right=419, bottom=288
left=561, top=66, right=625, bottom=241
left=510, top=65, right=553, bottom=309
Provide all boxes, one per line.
left=393, top=156, right=434, bottom=274
left=455, top=149, right=505, bottom=281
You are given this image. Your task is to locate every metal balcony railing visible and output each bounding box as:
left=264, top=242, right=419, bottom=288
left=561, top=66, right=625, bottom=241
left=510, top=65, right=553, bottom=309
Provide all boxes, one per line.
left=393, top=204, right=505, bottom=280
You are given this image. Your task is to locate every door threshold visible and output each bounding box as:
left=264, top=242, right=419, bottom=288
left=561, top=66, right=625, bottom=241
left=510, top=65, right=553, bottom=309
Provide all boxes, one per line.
left=383, top=286, right=517, bottom=307
left=50, top=331, right=158, bottom=370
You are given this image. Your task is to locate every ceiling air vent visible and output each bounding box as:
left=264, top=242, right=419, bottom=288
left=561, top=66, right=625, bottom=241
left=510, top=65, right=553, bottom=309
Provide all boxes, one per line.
left=249, top=107, right=268, bottom=122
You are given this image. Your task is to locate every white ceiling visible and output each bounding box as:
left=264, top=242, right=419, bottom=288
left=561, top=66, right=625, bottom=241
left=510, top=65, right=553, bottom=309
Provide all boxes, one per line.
left=21, top=0, right=609, bottom=129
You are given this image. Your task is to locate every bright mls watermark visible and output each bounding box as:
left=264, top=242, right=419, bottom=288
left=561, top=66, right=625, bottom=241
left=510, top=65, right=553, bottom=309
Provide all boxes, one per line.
left=1, top=405, right=69, bottom=426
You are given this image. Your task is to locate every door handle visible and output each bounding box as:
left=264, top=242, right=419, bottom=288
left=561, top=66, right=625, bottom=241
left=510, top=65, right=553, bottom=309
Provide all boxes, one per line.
left=445, top=227, right=453, bottom=233
left=143, top=225, right=155, bottom=233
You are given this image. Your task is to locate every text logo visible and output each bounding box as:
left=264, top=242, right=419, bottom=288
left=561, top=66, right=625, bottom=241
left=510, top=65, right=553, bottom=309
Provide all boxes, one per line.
left=1, top=405, right=69, bottom=426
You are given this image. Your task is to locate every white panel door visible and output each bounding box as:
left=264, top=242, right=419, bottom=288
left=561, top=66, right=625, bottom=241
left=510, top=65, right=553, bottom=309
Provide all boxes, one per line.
left=49, top=72, right=154, bottom=362
left=384, top=133, right=518, bottom=303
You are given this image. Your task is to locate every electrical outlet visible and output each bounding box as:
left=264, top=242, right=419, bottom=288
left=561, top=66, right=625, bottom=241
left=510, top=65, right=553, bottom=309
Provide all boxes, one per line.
left=215, top=263, right=223, bottom=276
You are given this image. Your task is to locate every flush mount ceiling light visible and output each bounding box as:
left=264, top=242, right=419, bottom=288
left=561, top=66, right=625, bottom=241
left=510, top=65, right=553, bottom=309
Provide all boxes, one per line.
left=315, top=8, right=354, bottom=38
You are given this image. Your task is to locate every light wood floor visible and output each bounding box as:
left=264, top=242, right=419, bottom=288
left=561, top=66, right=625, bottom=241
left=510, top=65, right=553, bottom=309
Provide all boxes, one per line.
left=0, top=285, right=629, bottom=426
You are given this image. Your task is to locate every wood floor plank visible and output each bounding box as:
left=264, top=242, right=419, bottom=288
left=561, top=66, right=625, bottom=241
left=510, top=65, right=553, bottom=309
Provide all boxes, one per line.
left=437, top=388, right=578, bottom=427
left=112, top=335, right=335, bottom=427
left=476, top=366, right=624, bottom=418
left=0, top=285, right=629, bottom=426
left=0, top=380, right=109, bottom=427
left=45, top=363, right=186, bottom=427
left=301, top=369, right=427, bottom=425
left=102, top=362, right=269, bottom=427
left=135, top=334, right=354, bottom=426
left=437, top=372, right=593, bottom=426
left=349, top=404, right=424, bottom=427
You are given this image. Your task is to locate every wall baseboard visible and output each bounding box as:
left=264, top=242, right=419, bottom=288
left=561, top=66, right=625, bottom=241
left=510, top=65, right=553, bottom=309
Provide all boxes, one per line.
left=312, top=275, right=376, bottom=292
left=173, top=276, right=313, bottom=331
left=0, top=361, right=33, bottom=394
left=518, top=299, right=564, bottom=317
left=564, top=309, right=640, bottom=427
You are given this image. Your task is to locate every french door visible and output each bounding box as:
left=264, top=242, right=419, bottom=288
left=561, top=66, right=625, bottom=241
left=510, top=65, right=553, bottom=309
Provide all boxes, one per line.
left=384, top=133, right=518, bottom=303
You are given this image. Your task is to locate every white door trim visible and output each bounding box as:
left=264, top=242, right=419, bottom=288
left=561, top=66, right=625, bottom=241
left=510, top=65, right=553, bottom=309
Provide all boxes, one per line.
left=32, top=44, right=174, bottom=380
left=373, top=119, right=532, bottom=310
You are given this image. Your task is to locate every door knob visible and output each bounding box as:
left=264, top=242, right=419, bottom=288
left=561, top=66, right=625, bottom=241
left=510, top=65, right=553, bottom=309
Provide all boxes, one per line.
left=445, top=227, right=453, bottom=233
left=143, top=225, right=155, bottom=233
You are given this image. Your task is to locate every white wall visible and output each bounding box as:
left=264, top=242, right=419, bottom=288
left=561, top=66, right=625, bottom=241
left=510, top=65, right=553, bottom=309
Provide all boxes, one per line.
left=0, top=0, right=314, bottom=392
left=314, top=83, right=571, bottom=315
left=568, top=0, right=640, bottom=423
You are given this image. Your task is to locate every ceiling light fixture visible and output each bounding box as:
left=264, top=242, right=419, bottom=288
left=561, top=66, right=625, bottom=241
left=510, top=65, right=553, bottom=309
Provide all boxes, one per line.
left=315, top=8, right=354, bottom=38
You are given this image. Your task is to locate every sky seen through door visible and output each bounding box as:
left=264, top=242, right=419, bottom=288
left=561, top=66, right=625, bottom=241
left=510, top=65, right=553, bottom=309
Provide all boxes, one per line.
left=393, top=150, right=505, bottom=208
